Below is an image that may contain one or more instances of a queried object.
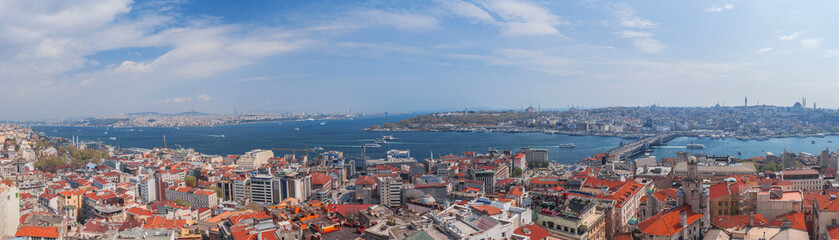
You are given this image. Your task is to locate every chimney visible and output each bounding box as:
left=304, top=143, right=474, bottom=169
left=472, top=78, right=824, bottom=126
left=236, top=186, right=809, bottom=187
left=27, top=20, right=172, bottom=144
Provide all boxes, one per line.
left=679, top=211, right=687, bottom=227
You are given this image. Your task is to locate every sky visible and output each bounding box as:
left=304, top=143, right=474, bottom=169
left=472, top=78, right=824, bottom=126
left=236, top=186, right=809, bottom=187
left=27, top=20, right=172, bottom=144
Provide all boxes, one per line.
left=1, top=0, right=839, bottom=120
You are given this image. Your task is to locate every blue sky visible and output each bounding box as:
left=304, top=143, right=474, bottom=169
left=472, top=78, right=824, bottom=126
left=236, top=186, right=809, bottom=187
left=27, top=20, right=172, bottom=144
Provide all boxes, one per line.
left=1, top=0, right=838, bottom=120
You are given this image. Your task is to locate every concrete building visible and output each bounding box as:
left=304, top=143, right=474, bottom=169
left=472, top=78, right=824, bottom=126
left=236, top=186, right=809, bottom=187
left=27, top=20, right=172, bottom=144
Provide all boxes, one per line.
left=277, top=170, right=311, bottom=201
left=237, top=149, right=273, bottom=170
left=474, top=171, right=496, bottom=192
left=672, top=162, right=756, bottom=181
left=138, top=176, right=158, bottom=203
left=521, top=147, right=548, bottom=167
left=377, top=177, right=402, bottom=207
left=534, top=196, right=607, bottom=239
left=756, top=188, right=802, bottom=220
left=165, top=186, right=218, bottom=208
left=0, top=181, right=20, bottom=238
left=249, top=174, right=276, bottom=205
left=781, top=169, right=824, bottom=191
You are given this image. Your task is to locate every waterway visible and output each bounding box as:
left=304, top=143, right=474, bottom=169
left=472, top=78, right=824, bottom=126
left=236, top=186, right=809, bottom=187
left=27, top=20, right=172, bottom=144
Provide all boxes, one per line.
left=32, top=114, right=839, bottom=163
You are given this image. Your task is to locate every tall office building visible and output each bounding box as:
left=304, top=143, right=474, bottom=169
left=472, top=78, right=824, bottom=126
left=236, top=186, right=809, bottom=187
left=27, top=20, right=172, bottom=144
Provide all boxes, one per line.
left=0, top=181, right=20, bottom=239
left=250, top=174, right=277, bottom=205
left=377, top=177, right=402, bottom=207
left=277, top=171, right=311, bottom=201
left=138, top=176, right=158, bottom=203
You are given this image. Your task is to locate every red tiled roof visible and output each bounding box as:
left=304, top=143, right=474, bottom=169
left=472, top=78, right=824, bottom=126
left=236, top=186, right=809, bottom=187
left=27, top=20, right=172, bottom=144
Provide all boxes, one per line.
left=509, top=187, right=523, bottom=197
left=327, top=204, right=374, bottom=217
left=709, top=182, right=731, bottom=200
left=143, top=215, right=186, bottom=230
left=513, top=224, right=551, bottom=240
left=355, top=175, right=375, bottom=186
left=769, top=212, right=806, bottom=231
left=530, top=176, right=560, bottom=185
left=311, top=173, right=332, bottom=185
left=608, top=181, right=643, bottom=208
left=471, top=205, right=503, bottom=215
left=829, top=226, right=839, bottom=240
left=16, top=226, right=60, bottom=239
left=711, top=214, right=769, bottom=229
left=126, top=207, right=154, bottom=216
left=637, top=205, right=703, bottom=236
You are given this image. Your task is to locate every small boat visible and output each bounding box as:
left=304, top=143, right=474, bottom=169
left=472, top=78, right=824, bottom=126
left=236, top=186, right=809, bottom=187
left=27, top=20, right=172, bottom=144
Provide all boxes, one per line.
left=375, top=138, right=387, bottom=144
left=294, top=128, right=300, bottom=131
left=686, top=144, right=706, bottom=149
left=737, top=149, right=742, bottom=155
left=829, top=140, right=833, bottom=143
left=104, top=131, right=108, bottom=135
left=210, top=134, right=225, bottom=138
left=812, top=140, right=816, bottom=144
left=52, top=129, right=58, bottom=133
left=364, top=143, right=381, bottom=148
left=109, top=137, right=117, bottom=140
left=311, top=147, right=324, bottom=151
left=558, top=143, right=576, bottom=148
left=320, top=122, right=326, bottom=125
left=382, top=135, right=399, bottom=141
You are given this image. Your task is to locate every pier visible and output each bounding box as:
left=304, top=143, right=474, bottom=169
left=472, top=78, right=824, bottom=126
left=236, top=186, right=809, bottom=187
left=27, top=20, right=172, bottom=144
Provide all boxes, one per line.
left=605, top=133, right=677, bottom=161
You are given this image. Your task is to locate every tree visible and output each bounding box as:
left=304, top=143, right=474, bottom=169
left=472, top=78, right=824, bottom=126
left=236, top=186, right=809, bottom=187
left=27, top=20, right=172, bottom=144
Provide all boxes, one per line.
left=246, top=203, right=263, bottom=211
left=174, top=199, right=191, bottom=207
left=512, top=167, right=523, bottom=177
left=184, top=176, right=197, bottom=187
left=206, top=186, right=223, bottom=198
left=35, top=156, right=67, bottom=173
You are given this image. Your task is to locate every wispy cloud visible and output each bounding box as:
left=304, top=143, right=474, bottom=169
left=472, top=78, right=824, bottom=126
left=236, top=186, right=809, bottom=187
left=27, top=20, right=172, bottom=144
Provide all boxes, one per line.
left=705, top=4, right=734, bottom=13
left=825, top=49, right=839, bottom=58
left=801, top=38, right=823, bottom=49
left=610, top=4, right=665, bottom=53
left=439, top=0, right=565, bottom=37
left=779, top=32, right=804, bottom=40
left=197, top=94, right=212, bottom=101
left=757, top=47, right=773, bottom=53
left=165, top=97, right=192, bottom=103
left=235, top=74, right=310, bottom=82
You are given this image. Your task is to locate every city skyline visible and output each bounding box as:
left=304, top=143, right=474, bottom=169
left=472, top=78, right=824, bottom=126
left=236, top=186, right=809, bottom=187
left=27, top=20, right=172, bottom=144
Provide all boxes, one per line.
left=3, top=0, right=839, bottom=120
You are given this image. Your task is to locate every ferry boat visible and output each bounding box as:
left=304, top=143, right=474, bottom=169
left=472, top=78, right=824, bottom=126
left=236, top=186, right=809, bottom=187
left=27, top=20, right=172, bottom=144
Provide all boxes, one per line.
left=558, top=143, right=576, bottom=148
left=382, top=135, right=399, bottom=141
left=686, top=144, right=706, bottom=149
left=364, top=143, right=381, bottom=148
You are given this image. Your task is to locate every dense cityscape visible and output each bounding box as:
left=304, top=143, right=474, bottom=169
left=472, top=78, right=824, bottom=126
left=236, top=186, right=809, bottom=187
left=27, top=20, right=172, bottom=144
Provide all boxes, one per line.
left=3, top=105, right=839, bottom=240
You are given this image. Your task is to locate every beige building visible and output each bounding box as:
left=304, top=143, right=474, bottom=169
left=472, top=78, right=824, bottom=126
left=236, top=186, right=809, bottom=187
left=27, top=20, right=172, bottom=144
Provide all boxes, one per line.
left=237, top=149, right=274, bottom=169
left=780, top=169, right=824, bottom=191
left=756, top=188, right=802, bottom=220
left=535, top=196, right=608, bottom=239
left=0, top=181, right=20, bottom=238
left=165, top=186, right=218, bottom=208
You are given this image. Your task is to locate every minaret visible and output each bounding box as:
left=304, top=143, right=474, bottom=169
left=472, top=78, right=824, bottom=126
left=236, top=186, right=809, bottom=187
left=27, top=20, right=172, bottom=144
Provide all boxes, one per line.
left=744, top=97, right=748, bottom=107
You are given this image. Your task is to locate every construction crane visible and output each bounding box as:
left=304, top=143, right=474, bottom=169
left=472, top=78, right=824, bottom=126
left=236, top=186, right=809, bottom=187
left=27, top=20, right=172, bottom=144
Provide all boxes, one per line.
left=271, top=148, right=315, bottom=160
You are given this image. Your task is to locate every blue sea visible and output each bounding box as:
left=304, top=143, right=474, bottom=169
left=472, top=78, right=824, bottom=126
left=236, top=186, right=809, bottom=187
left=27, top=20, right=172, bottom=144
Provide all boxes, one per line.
left=31, top=114, right=839, bottom=163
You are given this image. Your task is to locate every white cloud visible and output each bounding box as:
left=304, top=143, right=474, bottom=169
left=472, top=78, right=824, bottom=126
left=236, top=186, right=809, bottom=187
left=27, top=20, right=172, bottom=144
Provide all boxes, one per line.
left=165, top=97, right=192, bottom=103
left=779, top=32, right=804, bottom=40
left=705, top=4, right=734, bottom=13
left=197, top=94, right=212, bottom=101
left=613, top=5, right=658, bottom=28
left=356, top=9, right=439, bottom=31
left=631, top=38, right=666, bottom=53
left=440, top=0, right=564, bottom=36
left=757, top=47, right=773, bottom=53
left=617, top=30, right=652, bottom=38
left=610, top=4, right=665, bottom=53
left=825, top=49, right=839, bottom=58
left=801, top=38, right=823, bottom=49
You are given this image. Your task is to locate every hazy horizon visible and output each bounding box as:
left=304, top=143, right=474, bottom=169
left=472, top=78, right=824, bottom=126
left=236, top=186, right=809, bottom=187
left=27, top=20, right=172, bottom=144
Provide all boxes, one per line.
left=2, top=0, right=839, bottom=120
